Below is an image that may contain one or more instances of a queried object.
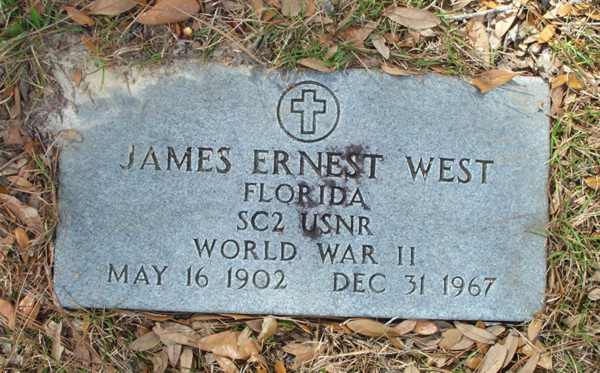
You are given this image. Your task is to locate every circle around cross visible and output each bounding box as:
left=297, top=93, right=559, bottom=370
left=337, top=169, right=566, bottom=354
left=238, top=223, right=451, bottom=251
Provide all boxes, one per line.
left=277, top=81, right=340, bottom=143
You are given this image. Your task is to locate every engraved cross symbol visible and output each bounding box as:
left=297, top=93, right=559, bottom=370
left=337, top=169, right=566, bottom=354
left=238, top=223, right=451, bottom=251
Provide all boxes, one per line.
left=290, top=89, right=326, bottom=135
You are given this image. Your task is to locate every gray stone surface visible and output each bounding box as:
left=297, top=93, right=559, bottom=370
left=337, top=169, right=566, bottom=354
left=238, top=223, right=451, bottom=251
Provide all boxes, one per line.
left=54, top=63, right=549, bottom=321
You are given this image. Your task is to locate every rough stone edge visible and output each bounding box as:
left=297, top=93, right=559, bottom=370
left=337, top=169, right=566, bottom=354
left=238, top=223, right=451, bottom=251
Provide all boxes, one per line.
left=48, top=50, right=551, bottom=131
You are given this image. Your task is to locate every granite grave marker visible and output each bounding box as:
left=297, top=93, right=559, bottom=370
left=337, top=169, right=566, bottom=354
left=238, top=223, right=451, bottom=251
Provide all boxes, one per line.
left=54, top=63, right=548, bottom=321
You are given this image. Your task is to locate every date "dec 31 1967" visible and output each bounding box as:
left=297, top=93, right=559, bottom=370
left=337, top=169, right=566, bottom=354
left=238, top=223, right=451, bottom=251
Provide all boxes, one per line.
left=107, top=262, right=497, bottom=297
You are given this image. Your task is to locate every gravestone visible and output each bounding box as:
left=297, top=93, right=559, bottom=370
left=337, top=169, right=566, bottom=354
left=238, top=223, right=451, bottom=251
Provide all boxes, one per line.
left=53, top=63, right=548, bottom=321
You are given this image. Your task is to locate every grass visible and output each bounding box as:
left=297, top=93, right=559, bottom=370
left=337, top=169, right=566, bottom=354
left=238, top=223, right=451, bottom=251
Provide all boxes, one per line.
left=1, top=0, right=599, bottom=372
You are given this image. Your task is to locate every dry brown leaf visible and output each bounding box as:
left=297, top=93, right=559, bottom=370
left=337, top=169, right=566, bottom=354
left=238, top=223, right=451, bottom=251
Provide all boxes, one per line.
left=494, top=13, right=516, bottom=39
left=588, top=288, right=600, bottom=301
left=282, top=342, right=322, bottom=366
left=471, top=70, right=518, bottom=94
left=238, top=328, right=260, bottom=359
left=372, top=36, right=390, bottom=59
left=414, top=320, right=438, bottom=335
left=64, top=6, right=95, bottom=26
left=14, top=227, right=29, bottom=252
left=0, top=235, right=13, bottom=263
left=298, top=58, right=334, bottom=72
left=346, top=319, right=390, bottom=337
left=138, top=0, right=200, bottom=25
left=197, top=330, right=248, bottom=360
left=455, top=322, right=496, bottom=344
left=537, top=24, right=555, bottom=43
left=551, top=74, right=568, bottom=89
left=150, top=350, right=169, bottom=373
left=11, top=87, right=21, bottom=120
left=502, top=332, right=519, bottom=367
left=381, top=63, right=413, bottom=76
left=567, top=74, right=584, bottom=90
left=439, top=328, right=462, bottom=350
left=466, top=18, right=490, bottom=65
left=478, top=341, right=491, bottom=354
left=81, top=35, right=99, bottom=54
left=215, top=355, right=239, bottom=373
left=449, top=337, right=475, bottom=350
left=0, top=299, right=16, bottom=330
left=46, top=320, right=65, bottom=361
left=153, top=322, right=200, bottom=347
left=8, top=175, right=33, bottom=190
left=404, top=364, right=419, bottom=373
left=516, top=353, right=539, bottom=373
left=261, top=7, right=277, bottom=21
left=281, top=0, right=301, bottom=17
left=521, top=339, right=536, bottom=356
left=305, top=0, right=316, bottom=16
left=130, top=331, right=161, bottom=351
left=557, top=3, right=574, bottom=17
left=588, top=9, right=600, bottom=21
left=72, top=338, right=92, bottom=367
left=179, top=347, right=194, bottom=373
left=527, top=318, right=544, bottom=341
left=538, top=348, right=553, bottom=369
left=0, top=193, right=42, bottom=233
left=487, top=325, right=505, bottom=336
left=274, top=360, right=287, bottom=373
left=479, top=343, right=507, bottom=373
left=388, top=336, right=404, bottom=349
left=584, top=176, right=600, bottom=189
left=245, top=319, right=263, bottom=333
left=340, top=21, right=378, bottom=48
left=17, top=293, right=38, bottom=323
left=466, top=355, right=482, bottom=369
left=432, top=355, right=449, bottom=368
left=89, top=0, right=138, bottom=16
left=550, top=86, right=565, bottom=116
left=166, top=344, right=182, bottom=366
left=392, top=319, right=417, bottom=335
left=0, top=194, right=42, bottom=233
left=257, top=316, right=277, bottom=343
left=452, top=0, right=474, bottom=10
left=3, top=124, right=23, bottom=145
left=250, top=0, right=263, bottom=18
left=383, top=32, right=400, bottom=43
left=396, top=31, right=419, bottom=47
left=384, top=6, right=440, bottom=30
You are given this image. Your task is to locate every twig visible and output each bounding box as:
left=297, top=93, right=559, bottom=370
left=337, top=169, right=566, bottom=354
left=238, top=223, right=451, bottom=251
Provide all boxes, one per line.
left=190, top=15, right=265, bottom=65
left=446, top=5, right=515, bottom=21
left=0, top=153, right=25, bottom=173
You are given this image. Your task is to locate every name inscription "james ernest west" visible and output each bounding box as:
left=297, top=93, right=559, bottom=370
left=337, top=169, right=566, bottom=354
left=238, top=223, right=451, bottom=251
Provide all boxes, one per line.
left=54, top=64, right=548, bottom=321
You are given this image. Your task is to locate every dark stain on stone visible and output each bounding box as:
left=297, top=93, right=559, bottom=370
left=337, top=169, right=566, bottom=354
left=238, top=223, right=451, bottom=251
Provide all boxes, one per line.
left=301, top=219, right=323, bottom=240
left=295, top=180, right=319, bottom=209
left=296, top=144, right=371, bottom=239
